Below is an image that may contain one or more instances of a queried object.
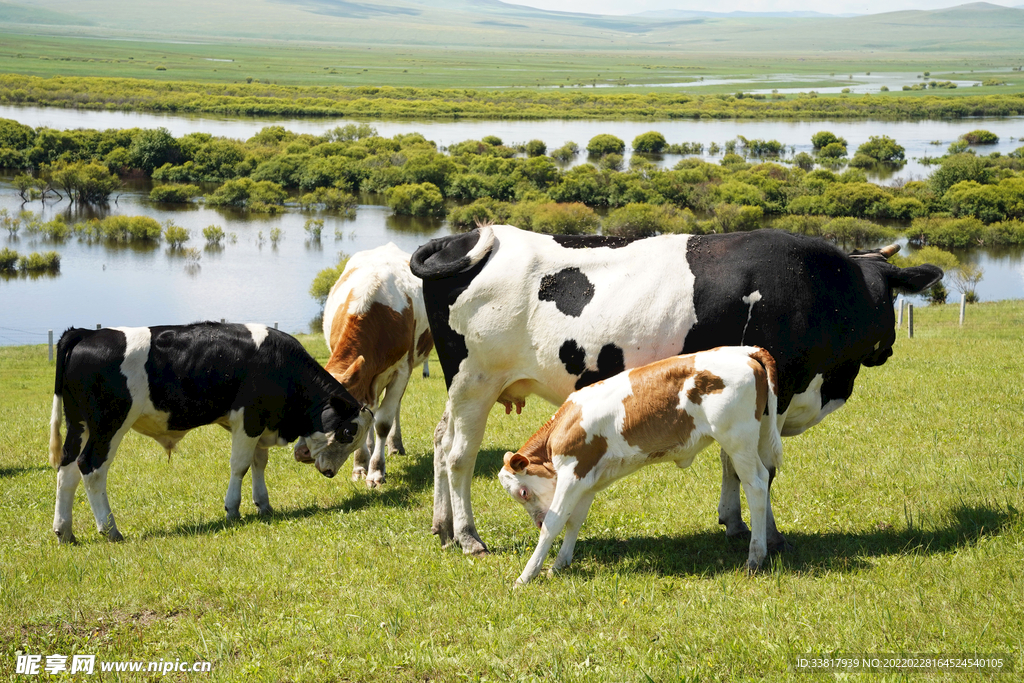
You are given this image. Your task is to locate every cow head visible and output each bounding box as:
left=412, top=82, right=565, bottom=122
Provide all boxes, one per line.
left=304, top=396, right=371, bottom=478
left=499, top=451, right=557, bottom=529
left=851, top=244, right=943, bottom=367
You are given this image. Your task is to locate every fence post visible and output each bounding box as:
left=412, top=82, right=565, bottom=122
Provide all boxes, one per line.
left=908, top=304, right=914, bottom=338
left=221, top=318, right=225, bottom=324
left=96, top=324, right=101, bottom=330
left=422, top=360, right=430, bottom=378
left=959, top=293, right=966, bottom=326
left=896, top=297, right=904, bottom=329
left=274, top=321, right=279, bottom=330
left=48, top=330, right=53, bottom=363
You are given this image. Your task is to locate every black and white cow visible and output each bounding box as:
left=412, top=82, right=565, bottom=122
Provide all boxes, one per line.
left=410, top=225, right=943, bottom=557
left=49, top=323, right=369, bottom=543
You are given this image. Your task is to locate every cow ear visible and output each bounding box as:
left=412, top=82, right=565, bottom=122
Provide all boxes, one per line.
left=891, top=264, right=943, bottom=293
left=339, top=355, right=365, bottom=387
left=504, top=451, right=529, bottom=473
left=329, top=395, right=359, bottom=421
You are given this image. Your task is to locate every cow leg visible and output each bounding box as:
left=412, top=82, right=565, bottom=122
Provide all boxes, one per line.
left=53, top=420, right=87, bottom=544
left=431, top=409, right=454, bottom=545
left=78, top=426, right=128, bottom=542
left=385, top=410, right=404, bottom=456
left=724, top=446, right=770, bottom=573
left=53, top=461, right=82, bottom=544
left=251, top=445, right=273, bottom=516
left=224, top=430, right=260, bottom=520
left=445, top=398, right=495, bottom=557
left=765, top=467, right=792, bottom=553
left=718, top=448, right=750, bottom=540
left=366, top=365, right=411, bottom=488
left=517, top=480, right=587, bottom=585
left=350, top=430, right=373, bottom=482
left=550, top=491, right=596, bottom=575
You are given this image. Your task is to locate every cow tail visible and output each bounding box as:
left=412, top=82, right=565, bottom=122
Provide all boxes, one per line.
left=409, top=225, right=495, bottom=280
left=49, top=328, right=87, bottom=469
left=748, top=346, right=783, bottom=472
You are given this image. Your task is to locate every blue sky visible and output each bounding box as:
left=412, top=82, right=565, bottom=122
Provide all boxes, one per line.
left=504, top=1, right=1018, bottom=16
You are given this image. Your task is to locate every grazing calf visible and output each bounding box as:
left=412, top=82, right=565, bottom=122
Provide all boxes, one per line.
left=499, top=347, right=782, bottom=585
left=49, top=323, right=368, bottom=543
left=294, top=243, right=433, bottom=487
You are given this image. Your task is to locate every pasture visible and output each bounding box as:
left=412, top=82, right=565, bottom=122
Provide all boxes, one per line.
left=2, top=300, right=1023, bottom=681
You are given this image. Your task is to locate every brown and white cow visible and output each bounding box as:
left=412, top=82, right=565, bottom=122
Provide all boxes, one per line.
left=499, top=346, right=782, bottom=585
left=295, top=243, right=433, bottom=487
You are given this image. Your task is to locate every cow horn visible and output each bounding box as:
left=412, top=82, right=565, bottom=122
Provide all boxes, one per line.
left=880, top=244, right=900, bottom=258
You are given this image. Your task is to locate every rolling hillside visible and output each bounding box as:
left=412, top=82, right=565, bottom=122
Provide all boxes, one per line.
left=4, top=0, right=1023, bottom=55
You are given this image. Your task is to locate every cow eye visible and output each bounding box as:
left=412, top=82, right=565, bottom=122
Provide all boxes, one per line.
left=343, top=426, right=354, bottom=438
left=518, top=487, right=530, bottom=501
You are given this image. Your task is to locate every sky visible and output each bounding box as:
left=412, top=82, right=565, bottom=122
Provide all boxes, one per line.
left=504, top=0, right=1019, bottom=16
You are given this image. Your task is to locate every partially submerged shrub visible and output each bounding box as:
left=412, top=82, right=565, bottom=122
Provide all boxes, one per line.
left=310, top=252, right=350, bottom=307
left=18, top=250, right=60, bottom=272
left=163, top=223, right=191, bottom=249
left=149, top=184, right=200, bottom=203
left=385, top=182, right=446, bottom=217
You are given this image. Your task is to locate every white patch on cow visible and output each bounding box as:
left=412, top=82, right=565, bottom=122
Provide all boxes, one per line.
left=246, top=323, right=269, bottom=349
left=780, top=374, right=847, bottom=437
left=323, top=242, right=424, bottom=330
left=449, top=226, right=698, bottom=402
left=114, top=327, right=152, bottom=409
left=740, top=290, right=762, bottom=344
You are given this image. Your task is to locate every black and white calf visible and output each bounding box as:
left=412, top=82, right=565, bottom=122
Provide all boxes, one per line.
left=411, top=225, right=944, bottom=557
left=49, top=323, right=368, bottom=543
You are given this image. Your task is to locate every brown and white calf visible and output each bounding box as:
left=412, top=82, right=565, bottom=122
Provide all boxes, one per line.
left=499, top=346, right=782, bottom=585
left=295, top=243, right=433, bottom=487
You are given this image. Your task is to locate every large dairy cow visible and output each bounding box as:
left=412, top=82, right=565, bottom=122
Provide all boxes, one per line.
left=49, top=323, right=368, bottom=543
left=410, top=225, right=942, bottom=557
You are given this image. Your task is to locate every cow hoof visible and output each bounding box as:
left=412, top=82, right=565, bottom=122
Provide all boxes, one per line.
left=107, top=529, right=124, bottom=543
left=351, top=467, right=367, bottom=482
left=55, top=530, right=78, bottom=545
left=768, top=537, right=794, bottom=555
left=467, top=542, right=490, bottom=558
left=431, top=523, right=455, bottom=547
left=386, top=439, right=405, bottom=456
left=725, top=528, right=752, bottom=542
left=225, top=508, right=241, bottom=521
left=366, top=473, right=384, bottom=488
left=256, top=505, right=274, bottom=517
left=746, top=559, right=764, bottom=575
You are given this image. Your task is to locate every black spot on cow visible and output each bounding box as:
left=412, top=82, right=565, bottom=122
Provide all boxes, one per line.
left=539, top=268, right=595, bottom=317
left=559, top=340, right=626, bottom=391
left=551, top=234, right=634, bottom=250
left=559, top=340, right=587, bottom=376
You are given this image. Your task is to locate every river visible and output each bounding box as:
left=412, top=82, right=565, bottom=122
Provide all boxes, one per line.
left=0, top=106, right=1021, bottom=346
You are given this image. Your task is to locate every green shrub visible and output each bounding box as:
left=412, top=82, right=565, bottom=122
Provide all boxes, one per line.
left=817, top=142, right=848, bottom=159
left=385, top=182, right=446, bottom=217
left=550, top=141, right=579, bottom=163
left=961, top=130, right=998, bottom=145
left=206, top=178, right=287, bottom=209
left=304, top=218, right=324, bottom=240
left=163, top=223, right=190, bottom=249
left=448, top=198, right=514, bottom=232
left=586, top=134, right=625, bottom=157
left=202, top=224, right=225, bottom=246
left=907, top=216, right=985, bottom=248
left=530, top=202, right=600, bottom=235
left=18, top=250, right=60, bottom=272
left=310, top=252, right=350, bottom=307
left=89, top=215, right=163, bottom=243
left=39, top=217, right=70, bottom=241
left=0, top=246, right=19, bottom=271
left=524, top=139, right=547, bottom=157
left=855, top=135, right=905, bottom=164
left=632, top=131, right=667, bottom=154
left=811, top=131, right=847, bottom=150
left=820, top=217, right=896, bottom=249
left=149, top=184, right=200, bottom=203
left=930, top=154, right=993, bottom=195
left=603, top=203, right=690, bottom=238
left=50, top=161, right=121, bottom=205
left=298, top=187, right=357, bottom=216
left=713, top=203, right=763, bottom=232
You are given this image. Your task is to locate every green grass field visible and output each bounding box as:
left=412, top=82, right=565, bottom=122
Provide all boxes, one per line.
left=2, top=301, right=1023, bottom=681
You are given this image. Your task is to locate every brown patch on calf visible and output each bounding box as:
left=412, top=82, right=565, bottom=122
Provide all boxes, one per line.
left=621, top=356, right=702, bottom=455
left=686, top=370, right=725, bottom=405
left=325, top=295, right=415, bottom=406
left=504, top=416, right=557, bottom=479
left=543, top=401, right=608, bottom=479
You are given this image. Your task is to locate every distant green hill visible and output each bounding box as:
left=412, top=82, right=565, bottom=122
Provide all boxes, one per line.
left=6, top=0, right=1024, bottom=55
